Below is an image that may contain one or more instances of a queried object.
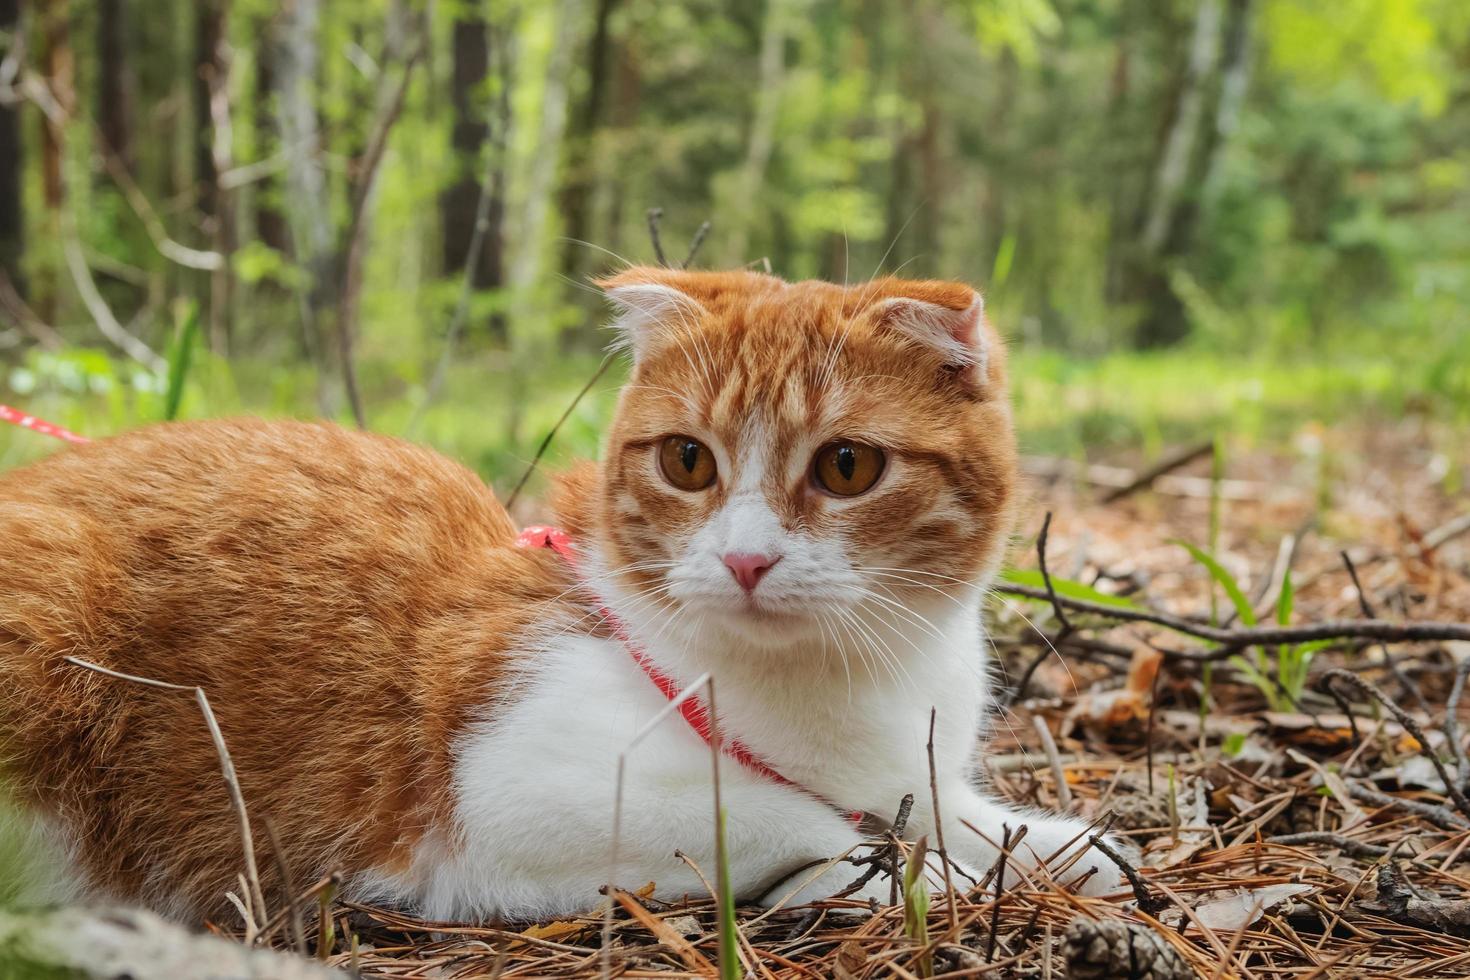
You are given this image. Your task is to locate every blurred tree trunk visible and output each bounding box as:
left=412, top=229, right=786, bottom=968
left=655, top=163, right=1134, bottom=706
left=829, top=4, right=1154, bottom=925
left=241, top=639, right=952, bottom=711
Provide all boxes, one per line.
left=720, top=0, right=790, bottom=267
left=1103, top=3, right=1135, bottom=303
left=271, top=0, right=336, bottom=411
left=197, top=0, right=235, bottom=354
left=505, top=0, right=583, bottom=444
left=441, top=3, right=506, bottom=341
left=38, top=0, right=70, bottom=213
left=97, top=0, right=134, bottom=174
left=37, top=0, right=73, bottom=321
left=0, top=0, right=24, bottom=295
left=596, top=35, right=640, bottom=270
left=558, top=0, right=620, bottom=284
left=252, top=20, right=289, bottom=253
left=1130, top=0, right=1223, bottom=348
left=194, top=0, right=225, bottom=226
left=1198, top=0, right=1254, bottom=213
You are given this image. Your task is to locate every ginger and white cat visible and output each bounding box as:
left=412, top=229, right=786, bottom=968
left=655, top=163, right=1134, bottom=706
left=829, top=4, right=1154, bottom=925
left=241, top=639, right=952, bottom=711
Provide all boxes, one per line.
left=0, top=267, right=1120, bottom=921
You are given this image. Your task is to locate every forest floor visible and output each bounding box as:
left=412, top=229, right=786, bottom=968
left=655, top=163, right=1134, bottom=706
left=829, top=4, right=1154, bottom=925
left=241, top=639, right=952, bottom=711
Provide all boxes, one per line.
left=221, top=417, right=1469, bottom=979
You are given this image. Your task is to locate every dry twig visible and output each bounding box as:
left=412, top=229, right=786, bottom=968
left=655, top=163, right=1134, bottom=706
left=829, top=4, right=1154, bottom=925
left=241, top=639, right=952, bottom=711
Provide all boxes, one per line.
left=63, top=657, right=267, bottom=935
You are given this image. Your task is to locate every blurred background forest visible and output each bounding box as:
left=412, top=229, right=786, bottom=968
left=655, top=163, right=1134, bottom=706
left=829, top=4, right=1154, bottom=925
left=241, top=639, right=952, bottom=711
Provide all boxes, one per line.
left=0, top=0, right=1467, bottom=489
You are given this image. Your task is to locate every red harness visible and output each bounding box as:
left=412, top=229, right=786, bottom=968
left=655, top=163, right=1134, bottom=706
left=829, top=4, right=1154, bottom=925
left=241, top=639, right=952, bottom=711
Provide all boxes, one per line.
left=3, top=408, right=856, bottom=820
left=0, top=404, right=89, bottom=444
left=516, top=525, right=860, bottom=821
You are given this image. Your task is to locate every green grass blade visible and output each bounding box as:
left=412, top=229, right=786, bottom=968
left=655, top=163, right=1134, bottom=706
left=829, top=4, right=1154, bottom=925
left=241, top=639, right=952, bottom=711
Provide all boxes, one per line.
left=1174, top=540, right=1257, bottom=627
left=715, top=807, right=740, bottom=980
left=163, top=301, right=200, bottom=422
left=1277, top=569, right=1294, bottom=627
left=999, top=568, right=1140, bottom=610
left=903, top=836, right=932, bottom=977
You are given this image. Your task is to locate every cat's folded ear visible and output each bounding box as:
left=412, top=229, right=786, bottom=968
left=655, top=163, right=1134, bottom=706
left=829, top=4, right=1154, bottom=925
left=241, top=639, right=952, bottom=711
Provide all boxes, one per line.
left=595, top=267, right=711, bottom=365
left=863, top=282, right=996, bottom=391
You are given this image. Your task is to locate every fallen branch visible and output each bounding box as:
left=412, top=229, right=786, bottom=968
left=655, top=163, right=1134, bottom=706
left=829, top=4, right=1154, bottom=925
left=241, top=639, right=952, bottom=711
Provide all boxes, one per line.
left=1265, top=832, right=1391, bottom=859
left=1022, top=455, right=1292, bottom=502
left=995, top=582, right=1470, bottom=659
left=0, top=269, right=64, bottom=349
left=1098, top=440, right=1214, bottom=504
left=1360, top=862, right=1470, bottom=937
left=1088, top=834, right=1169, bottom=916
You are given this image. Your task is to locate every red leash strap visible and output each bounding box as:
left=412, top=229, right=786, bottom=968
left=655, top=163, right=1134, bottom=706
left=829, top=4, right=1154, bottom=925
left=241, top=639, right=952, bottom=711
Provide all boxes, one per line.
left=516, top=524, right=860, bottom=822
left=0, top=405, right=89, bottom=444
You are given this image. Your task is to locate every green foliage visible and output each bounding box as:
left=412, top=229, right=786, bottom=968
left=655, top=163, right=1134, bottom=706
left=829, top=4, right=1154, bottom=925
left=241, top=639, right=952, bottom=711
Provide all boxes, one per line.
left=0, top=0, right=1465, bottom=493
left=1176, top=542, right=1329, bottom=712
left=1174, top=540, right=1256, bottom=628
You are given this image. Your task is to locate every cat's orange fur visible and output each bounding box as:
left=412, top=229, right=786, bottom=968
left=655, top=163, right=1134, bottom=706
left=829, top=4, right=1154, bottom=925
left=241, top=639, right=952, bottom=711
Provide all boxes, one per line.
left=0, top=420, right=577, bottom=913
left=0, top=268, right=1029, bottom=919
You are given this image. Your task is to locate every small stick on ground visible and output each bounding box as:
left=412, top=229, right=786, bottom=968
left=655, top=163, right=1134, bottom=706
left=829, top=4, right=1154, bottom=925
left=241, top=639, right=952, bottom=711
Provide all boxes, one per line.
left=1266, top=832, right=1391, bottom=859
left=1088, top=834, right=1169, bottom=916
left=505, top=352, right=616, bottom=510
left=927, top=709, right=959, bottom=933
left=1446, top=658, right=1470, bottom=798
left=261, top=816, right=307, bottom=954
left=995, top=582, right=1470, bottom=656
left=1032, top=715, right=1073, bottom=811
left=1318, top=668, right=1470, bottom=818
left=1099, top=439, right=1214, bottom=504
left=63, top=657, right=267, bottom=936
left=1036, top=512, right=1074, bottom=638
left=1342, top=550, right=1429, bottom=713
left=1348, top=784, right=1470, bottom=833
left=985, top=825, right=1012, bottom=963
left=682, top=220, right=711, bottom=269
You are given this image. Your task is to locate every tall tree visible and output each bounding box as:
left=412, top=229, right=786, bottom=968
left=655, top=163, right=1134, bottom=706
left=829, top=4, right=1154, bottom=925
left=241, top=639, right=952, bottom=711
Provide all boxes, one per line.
left=557, top=0, right=620, bottom=284
left=252, top=19, right=289, bottom=253
left=97, top=0, right=134, bottom=174
left=38, top=0, right=71, bottom=215
left=1129, top=0, right=1224, bottom=347
left=0, top=0, right=24, bottom=294
left=720, top=0, right=792, bottom=266
left=440, top=3, right=505, bottom=317
left=193, top=0, right=226, bottom=227
left=196, top=0, right=235, bottom=353
left=270, top=0, right=335, bottom=408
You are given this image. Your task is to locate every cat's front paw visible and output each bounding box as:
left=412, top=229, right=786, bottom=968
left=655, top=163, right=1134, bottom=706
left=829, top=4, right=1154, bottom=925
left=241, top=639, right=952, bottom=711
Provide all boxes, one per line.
left=1006, top=817, right=1131, bottom=898
left=1056, top=833, right=1132, bottom=897
left=755, top=858, right=887, bottom=909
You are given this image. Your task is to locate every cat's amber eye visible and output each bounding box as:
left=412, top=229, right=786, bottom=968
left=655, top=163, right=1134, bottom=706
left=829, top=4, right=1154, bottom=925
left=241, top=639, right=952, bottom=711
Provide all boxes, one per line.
left=812, top=442, right=885, bottom=497
left=658, top=435, right=718, bottom=491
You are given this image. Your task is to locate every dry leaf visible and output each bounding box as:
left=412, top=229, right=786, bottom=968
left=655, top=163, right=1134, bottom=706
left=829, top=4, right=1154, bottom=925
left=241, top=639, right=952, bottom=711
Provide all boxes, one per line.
left=1194, top=883, right=1314, bottom=931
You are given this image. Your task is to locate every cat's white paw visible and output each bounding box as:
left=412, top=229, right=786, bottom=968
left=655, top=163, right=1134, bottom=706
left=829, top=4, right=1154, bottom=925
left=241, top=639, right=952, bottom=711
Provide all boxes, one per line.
left=1000, top=816, right=1131, bottom=898
left=756, top=860, right=886, bottom=909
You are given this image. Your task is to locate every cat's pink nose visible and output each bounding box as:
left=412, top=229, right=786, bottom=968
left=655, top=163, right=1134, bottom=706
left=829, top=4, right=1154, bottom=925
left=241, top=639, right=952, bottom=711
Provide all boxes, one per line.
left=723, top=552, right=781, bottom=593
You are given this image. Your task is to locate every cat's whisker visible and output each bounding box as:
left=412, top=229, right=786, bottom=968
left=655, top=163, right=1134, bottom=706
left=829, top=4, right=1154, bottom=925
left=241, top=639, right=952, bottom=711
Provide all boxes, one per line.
left=556, top=237, right=636, bottom=270
left=983, top=594, right=1081, bottom=702
left=853, top=586, right=946, bottom=642
left=837, top=606, right=910, bottom=690
left=869, top=202, right=922, bottom=282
